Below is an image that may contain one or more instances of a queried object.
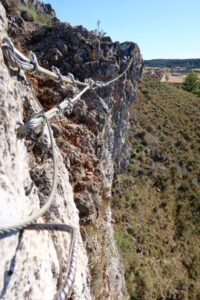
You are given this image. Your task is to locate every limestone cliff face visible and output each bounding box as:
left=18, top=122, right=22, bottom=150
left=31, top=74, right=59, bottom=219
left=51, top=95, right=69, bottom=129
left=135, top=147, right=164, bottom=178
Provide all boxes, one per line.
left=0, top=1, right=143, bottom=299
left=0, top=4, right=90, bottom=300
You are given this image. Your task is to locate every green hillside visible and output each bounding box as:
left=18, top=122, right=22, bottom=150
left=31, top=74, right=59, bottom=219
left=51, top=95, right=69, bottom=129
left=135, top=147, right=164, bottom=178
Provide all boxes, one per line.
left=112, top=78, right=200, bottom=299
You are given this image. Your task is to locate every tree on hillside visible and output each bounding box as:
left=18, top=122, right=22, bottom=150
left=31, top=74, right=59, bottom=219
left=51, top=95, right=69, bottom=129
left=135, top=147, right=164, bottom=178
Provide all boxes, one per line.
left=182, top=71, right=200, bottom=95
left=165, top=74, right=169, bottom=81
left=193, top=83, right=200, bottom=96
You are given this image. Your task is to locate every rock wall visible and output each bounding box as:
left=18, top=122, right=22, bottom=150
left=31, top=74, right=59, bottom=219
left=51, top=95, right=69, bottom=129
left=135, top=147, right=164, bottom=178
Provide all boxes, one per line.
left=0, top=4, right=90, bottom=300
left=0, top=1, right=143, bottom=299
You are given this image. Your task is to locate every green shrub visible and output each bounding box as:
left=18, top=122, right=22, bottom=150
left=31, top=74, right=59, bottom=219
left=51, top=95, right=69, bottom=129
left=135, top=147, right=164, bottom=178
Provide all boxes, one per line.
left=182, top=71, right=200, bottom=96
left=114, top=229, right=134, bottom=252
left=27, top=6, right=54, bottom=26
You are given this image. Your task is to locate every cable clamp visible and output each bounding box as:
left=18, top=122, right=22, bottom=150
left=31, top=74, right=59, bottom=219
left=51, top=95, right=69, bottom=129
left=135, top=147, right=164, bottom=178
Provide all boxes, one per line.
left=51, top=66, right=63, bottom=82
left=56, top=99, right=73, bottom=118
left=85, top=78, right=95, bottom=88
left=1, top=37, right=15, bottom=53
left=17, top=111, right=46, bottom=136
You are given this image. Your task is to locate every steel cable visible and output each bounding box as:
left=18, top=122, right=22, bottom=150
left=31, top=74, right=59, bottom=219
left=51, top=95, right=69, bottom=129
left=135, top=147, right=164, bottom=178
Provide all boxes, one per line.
left=0, top=96, right=57, bottom=234
left=26, top=223, right=79, bottom=300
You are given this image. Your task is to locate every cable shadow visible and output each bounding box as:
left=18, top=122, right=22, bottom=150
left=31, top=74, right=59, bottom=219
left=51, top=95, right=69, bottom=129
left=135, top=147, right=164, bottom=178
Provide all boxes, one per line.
left=0, top=230, right=23, bottom=299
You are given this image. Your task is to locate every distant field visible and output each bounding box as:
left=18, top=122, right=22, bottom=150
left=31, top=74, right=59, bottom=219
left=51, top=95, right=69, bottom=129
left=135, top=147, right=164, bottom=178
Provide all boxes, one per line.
left=161, top=75, right=185, bottom=84
left=161, top=73, right=200, bottom=84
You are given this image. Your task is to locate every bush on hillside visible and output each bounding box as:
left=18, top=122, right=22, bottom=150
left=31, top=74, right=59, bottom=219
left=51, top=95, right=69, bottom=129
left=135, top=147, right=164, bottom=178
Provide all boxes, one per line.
left=24, top=6, right=54, bottom=26
left=182, top=71, right=200, bottom=96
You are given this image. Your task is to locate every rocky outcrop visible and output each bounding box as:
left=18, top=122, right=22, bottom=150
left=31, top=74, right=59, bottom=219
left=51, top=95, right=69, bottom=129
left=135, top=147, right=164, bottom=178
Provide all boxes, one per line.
left=1, top=0, right=58, bottom=40
left=27, top=22, right=143, bottom=185
left=0, top=1, right=143, bottom=299
left=20, top=0, right=56, bottom=19
left=1, top=0, right=56, bottom=19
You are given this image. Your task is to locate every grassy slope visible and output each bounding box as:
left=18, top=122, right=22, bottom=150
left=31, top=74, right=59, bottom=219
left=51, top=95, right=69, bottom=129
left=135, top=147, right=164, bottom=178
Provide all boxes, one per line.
left=112, top=78, right=200, bottom=300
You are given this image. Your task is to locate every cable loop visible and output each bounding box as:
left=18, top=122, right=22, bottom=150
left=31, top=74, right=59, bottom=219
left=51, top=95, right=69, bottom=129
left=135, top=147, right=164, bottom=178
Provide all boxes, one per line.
left=62, top=99, right=73, bottom=115
left=2, top=39, right=18, bottom=68
left=30, top=51, right=40, bottom=74
left=68, top=72, right=75, bottom=84
left=7, top=37, right=15, bottom=52
left=17, top=112, right=46, bottom=135
left=52, top=66, right=63, bottom=82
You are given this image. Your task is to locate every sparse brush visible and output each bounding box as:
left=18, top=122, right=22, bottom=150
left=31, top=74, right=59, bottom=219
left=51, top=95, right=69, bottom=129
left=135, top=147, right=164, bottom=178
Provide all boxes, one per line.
left=9, top=0, right=19, bottom=14
left=26, top=6, right=54, bottom=26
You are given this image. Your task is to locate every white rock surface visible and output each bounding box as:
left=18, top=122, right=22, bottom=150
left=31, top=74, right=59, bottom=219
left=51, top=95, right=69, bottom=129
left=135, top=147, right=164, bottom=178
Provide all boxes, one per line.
left=0, top=3, right=91, bottom=299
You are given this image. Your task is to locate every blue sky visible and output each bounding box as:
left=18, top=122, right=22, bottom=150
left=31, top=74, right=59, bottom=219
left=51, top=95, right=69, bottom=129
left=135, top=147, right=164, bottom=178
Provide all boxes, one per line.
left=43, top=0, right=200, bottom=60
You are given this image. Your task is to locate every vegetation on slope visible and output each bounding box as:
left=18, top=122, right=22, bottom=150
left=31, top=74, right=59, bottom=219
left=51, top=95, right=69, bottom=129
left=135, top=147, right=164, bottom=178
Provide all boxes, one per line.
left=112, top=78, right=200, bottom=299
left=26, top=5, right=54, bottom=26
left=183, top=72, right=200, bottom=97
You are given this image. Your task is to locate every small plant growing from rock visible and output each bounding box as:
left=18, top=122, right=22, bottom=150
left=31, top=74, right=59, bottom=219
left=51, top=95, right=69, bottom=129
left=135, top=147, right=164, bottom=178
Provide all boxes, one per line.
left=22, top=5, right=54, bottom=26
left=9, top=0, right=19, bottom=14
left=95, top=20, right=107, bottom=55
left=96, top=20, right=107, bottom=39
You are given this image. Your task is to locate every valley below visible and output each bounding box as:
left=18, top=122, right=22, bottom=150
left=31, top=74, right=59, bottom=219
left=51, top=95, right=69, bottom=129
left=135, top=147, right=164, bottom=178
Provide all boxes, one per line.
left=112, top=78, right=200, bottom=300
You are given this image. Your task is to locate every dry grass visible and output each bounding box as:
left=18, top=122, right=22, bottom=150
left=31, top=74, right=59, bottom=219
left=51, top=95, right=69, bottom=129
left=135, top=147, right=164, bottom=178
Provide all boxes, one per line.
left=9, top=0, right=19, bottom=14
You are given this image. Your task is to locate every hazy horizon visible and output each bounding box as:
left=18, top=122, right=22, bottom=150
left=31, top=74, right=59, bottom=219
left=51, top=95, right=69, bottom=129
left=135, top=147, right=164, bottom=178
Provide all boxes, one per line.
left=145, top=58, right=200, bottom=60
